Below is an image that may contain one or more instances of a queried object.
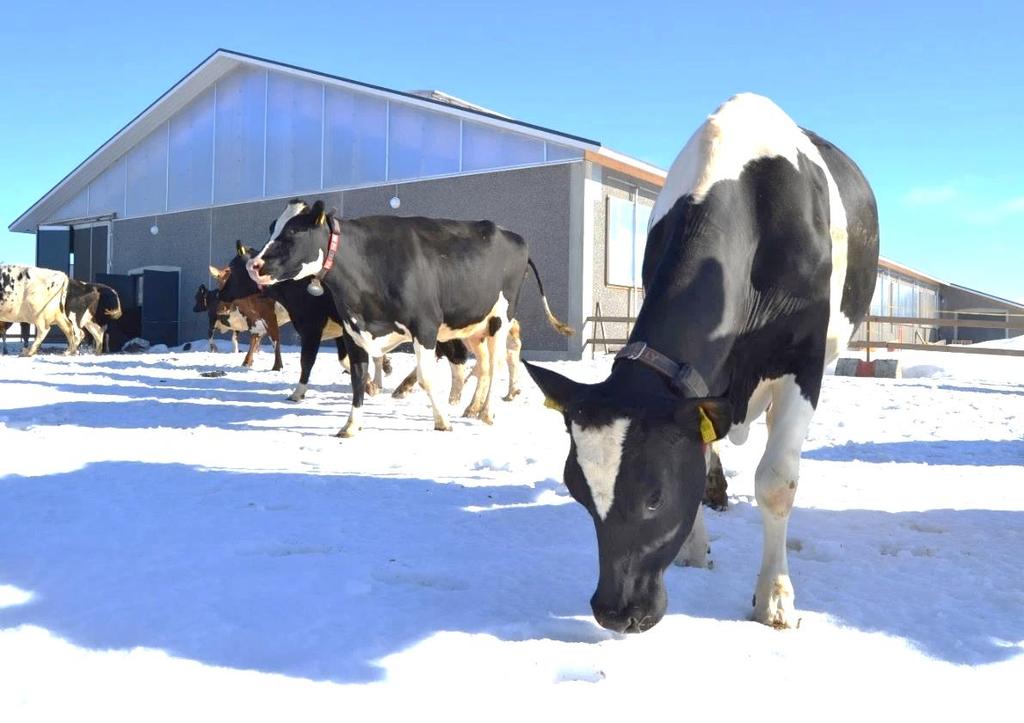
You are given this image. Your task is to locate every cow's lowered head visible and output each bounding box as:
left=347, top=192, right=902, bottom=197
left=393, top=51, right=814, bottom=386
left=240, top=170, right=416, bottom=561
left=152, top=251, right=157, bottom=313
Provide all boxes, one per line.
left=248, top=199, right=330, bottom=287
left=524, top=361, right=730, bottom=634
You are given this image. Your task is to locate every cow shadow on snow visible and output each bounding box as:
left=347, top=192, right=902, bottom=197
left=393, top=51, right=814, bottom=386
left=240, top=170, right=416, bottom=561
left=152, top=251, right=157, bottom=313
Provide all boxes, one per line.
left=671, top=500, right=1024, bottom=666
left=804, top=439, right=1024, bottom=466
left=0, top=461, right=607, bottom=684
left=1, top=461, right=1021, bottom=684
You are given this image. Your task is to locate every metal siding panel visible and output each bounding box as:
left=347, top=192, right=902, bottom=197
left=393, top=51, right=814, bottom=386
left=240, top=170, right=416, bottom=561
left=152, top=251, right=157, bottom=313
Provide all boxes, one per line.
left=214, top=67, right=267, bottom=204
left=126, top=124, right=169, bottom=216
left=265, top=72, right=323, bottom=197
left=168, top=88, right=215, bottom=211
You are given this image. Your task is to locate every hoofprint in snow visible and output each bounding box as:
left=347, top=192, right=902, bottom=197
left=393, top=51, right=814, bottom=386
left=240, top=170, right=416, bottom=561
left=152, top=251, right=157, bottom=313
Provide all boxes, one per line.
left=0, top=342, right=1021, bottom=721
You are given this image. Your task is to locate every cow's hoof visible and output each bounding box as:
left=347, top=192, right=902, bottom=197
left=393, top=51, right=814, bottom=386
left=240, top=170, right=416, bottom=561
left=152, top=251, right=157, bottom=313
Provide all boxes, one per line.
left=19, top=350, right=34, bottom=358
left=502, top=389, right=521, bottom=402
left=336, top=425, right=361, bottom=438
left=272, top=365, right=283, bottom=372
left=381, top=357, right=393, bottom=375
left=392, top=388, right=412, bottom=399
left=287, top=393, right=305, bottom=403
left=752, top=576, right=798, bottom=629
left=434, top=420, right=453, bottom=432
left=462, top=404, right=482, bottom=419
left=479, top=410, right=494, bottom=425
left=364, top=381, right=380, bottom=396
left=448, top=393, right=463, bottom=406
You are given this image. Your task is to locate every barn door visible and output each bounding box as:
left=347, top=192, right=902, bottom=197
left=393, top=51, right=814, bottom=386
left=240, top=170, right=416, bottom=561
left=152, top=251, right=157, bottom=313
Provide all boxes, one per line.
left=141, top=269, right=179, bottom=346
left=36, top=225, right=72, bottom=274
left=96, top=273, right=140, bottom=351
left=71, top=225, right=109, bottom=282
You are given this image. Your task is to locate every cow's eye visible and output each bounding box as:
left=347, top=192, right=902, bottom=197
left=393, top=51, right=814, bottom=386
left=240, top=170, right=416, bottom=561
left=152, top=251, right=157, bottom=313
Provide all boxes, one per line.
left=646, top=490, right=662, bottom=512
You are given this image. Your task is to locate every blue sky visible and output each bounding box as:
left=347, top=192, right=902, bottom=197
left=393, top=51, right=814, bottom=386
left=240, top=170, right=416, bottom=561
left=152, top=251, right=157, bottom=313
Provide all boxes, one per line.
left=1, top=0, right=1021, bottom=302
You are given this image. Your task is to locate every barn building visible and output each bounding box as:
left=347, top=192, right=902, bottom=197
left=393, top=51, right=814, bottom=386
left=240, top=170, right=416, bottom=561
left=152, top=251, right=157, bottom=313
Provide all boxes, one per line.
left=9, top=49, right=1021, bottom=356
left=8, top=49, right=663, bottom=358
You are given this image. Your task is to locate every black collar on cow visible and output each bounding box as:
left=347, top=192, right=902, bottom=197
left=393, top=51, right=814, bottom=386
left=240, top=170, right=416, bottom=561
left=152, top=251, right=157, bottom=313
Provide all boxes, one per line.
left=307, top=216, right=341, bottom=297
left=615, top=341, right=710, bottom=398
left=615, top=341, right=722, bottom=448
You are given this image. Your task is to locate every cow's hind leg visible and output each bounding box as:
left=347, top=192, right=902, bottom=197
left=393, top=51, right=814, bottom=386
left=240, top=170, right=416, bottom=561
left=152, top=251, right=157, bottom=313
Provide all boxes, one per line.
left=84, top=320, right=105, bottom=355
left=22, top=319, right=50, bottom=356
left=503, top=319, right=522, bottom=401
left=242, top=334, right=259, bottom=367
left=462, top=333, right=491, bottom=421
left=752, top=375, right=815, bottom=629
left=54, top=312, right=79, bottom=355
left=392, top=368, right=419, bottom=399
left=414, top=337, right=451, bottom=432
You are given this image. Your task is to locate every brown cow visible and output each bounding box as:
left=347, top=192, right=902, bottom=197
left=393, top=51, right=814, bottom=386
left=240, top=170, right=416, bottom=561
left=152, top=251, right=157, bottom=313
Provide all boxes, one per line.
left=208, top=263, right=289, bottom=371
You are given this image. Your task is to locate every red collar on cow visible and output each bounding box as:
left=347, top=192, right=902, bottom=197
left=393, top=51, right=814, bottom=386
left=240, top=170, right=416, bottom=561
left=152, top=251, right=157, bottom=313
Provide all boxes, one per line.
left=307, top=216, right=341, bottom=297
left=322, top=216, right=341, bottom=273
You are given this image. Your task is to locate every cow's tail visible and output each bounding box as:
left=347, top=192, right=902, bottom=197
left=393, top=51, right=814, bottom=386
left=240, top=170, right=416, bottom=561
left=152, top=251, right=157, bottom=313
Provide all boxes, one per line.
left=526, top=258, right=574, bottom=336
left=105, top=289, right=123, bottom=320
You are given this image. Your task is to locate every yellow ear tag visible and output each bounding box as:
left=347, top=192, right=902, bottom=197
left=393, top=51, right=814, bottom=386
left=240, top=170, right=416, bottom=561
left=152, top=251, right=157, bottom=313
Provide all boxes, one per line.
left=698, top=406, right=717, bottom=444
left=543, top=397, right=564, bottom=412
left=317, top=211, right=327, bottom=226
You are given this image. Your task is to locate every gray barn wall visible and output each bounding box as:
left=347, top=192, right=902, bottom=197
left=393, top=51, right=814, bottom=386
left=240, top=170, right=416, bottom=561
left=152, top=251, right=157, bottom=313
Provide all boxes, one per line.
left=938, top=285, right=1024, bottom=343
left=110, top=164, right=576, bottom=354
left=588, top=168, right=658, bottom=352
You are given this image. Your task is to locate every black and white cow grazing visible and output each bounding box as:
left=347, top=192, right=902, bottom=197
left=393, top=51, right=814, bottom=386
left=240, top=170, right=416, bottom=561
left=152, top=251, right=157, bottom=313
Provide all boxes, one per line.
left=526, top=94, right=879, bottom=633
left=0, top=264, right=80, bottom=356
left=65, top=279, right=123, bottom=354
left=193, top=284, right=240, bottom=354
left=249, top=201, right=573, bottom=436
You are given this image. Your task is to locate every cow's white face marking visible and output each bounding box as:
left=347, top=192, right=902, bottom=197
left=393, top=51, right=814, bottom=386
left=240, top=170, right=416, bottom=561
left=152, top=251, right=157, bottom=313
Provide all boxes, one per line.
left=254, top=200, right=308, bottom=263
left=293, top=249, right=324, bottom=281
left=571, top=418, right=631, bottom=520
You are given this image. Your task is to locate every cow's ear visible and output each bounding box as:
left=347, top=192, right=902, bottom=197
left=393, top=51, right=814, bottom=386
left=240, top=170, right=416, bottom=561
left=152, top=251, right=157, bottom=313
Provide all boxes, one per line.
left=674, top=397, right=731, bottom=444
left=523, top=361, right=588, bottom=415
left=311, top=199, right=326, bottom=226
left=208, top=265, right=222, bottom=278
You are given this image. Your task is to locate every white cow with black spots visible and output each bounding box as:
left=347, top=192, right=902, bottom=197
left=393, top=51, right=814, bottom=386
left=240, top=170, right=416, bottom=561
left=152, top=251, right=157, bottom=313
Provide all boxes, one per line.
left=0, top=264, right=80, bottom=356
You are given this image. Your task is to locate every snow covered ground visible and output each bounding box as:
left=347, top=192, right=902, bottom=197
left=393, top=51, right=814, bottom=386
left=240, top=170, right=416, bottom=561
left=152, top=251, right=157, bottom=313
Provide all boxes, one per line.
left=1, top=341, right=1021, bottom=721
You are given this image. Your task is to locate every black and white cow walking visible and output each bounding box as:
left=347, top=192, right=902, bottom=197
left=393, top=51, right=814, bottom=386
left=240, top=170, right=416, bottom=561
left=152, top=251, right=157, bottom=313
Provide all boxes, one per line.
left=526, top=94, right=879, bottom=633
left=65, top=279, right=123, bottom=354
left=248, top=201, right=572, bottom=436
left=0, top=264, right=80, bottom=356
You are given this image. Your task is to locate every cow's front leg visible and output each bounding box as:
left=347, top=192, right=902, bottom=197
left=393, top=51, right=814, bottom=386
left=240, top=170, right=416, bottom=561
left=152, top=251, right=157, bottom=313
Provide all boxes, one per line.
left=414, top=338, right=451, bottom=431
left=674, top=504, right=710, bottom=568
left=289, top=327, right=322, bottom=402
left=752, top=377, right=814, bottom=629
left=338, top=338, right=369, bottom=438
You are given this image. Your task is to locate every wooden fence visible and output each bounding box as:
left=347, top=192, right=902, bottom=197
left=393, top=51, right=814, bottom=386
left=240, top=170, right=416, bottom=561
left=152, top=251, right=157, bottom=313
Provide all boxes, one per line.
left=584, top=312, right=1024, bottom=358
